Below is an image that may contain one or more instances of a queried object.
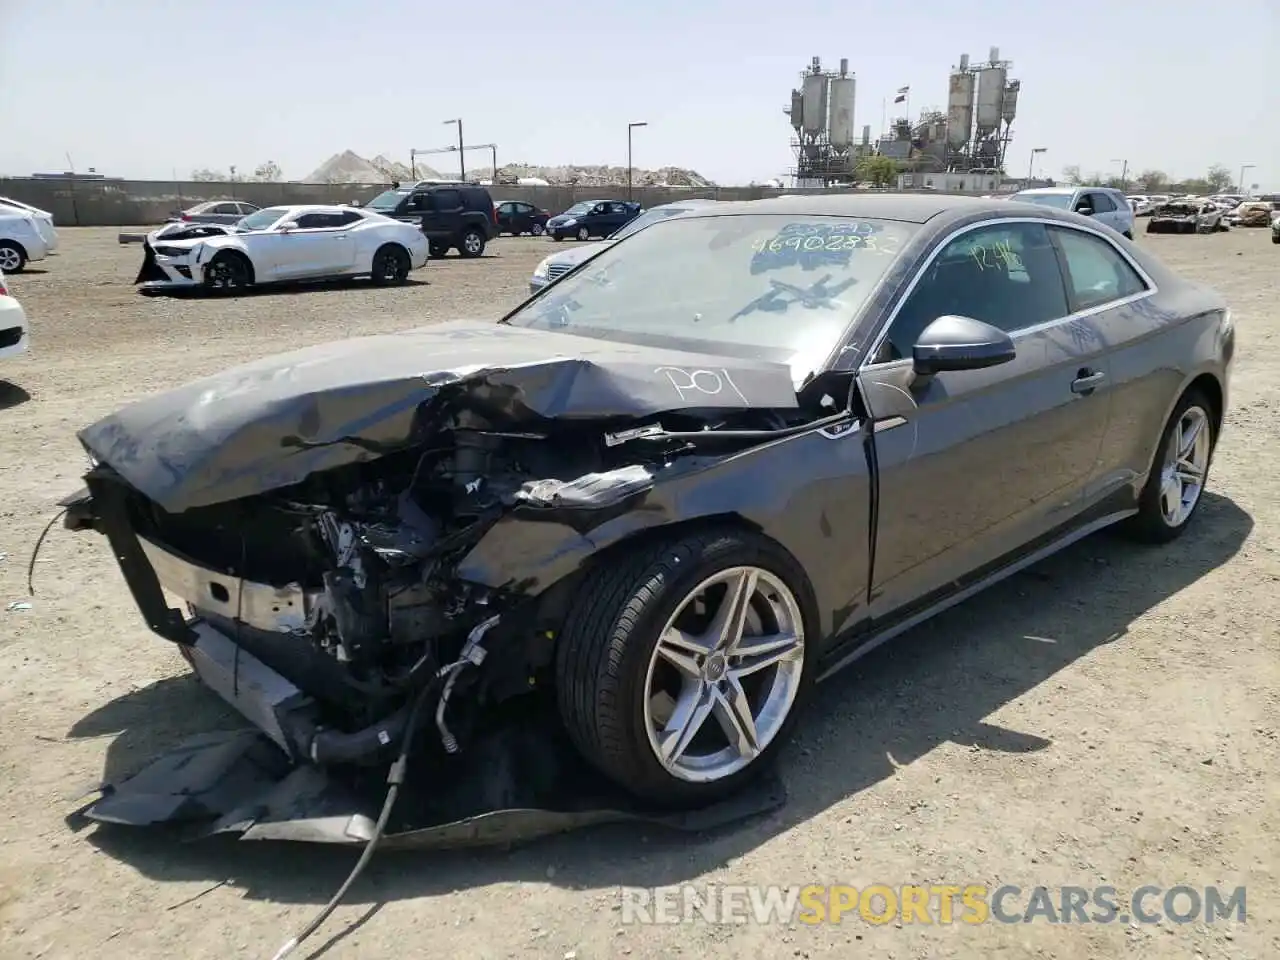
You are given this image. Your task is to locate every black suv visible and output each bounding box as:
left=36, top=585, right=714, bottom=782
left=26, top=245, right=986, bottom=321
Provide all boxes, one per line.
left=363, top=181, right=497, bottom=258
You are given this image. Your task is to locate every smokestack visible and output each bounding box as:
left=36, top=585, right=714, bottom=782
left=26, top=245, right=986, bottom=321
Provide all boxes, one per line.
left=989, top=46, right=999, bottom=63
left=839, top=57, right=848, bottom=76
left=959, top=53, right=970, bottom=71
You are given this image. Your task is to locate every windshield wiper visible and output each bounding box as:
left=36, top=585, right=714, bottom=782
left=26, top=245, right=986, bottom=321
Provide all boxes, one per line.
left=728, top=274, right=856, bottom=322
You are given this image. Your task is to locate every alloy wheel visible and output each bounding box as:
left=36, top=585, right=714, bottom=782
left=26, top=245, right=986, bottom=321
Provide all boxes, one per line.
left=577, top=227, right=590, bottom=241
left=531, top=222, right=544, bottom=235
left=1159, top=405, right=1211, bottom=527
left=463, top=232, right=483, bottom=255
left=0, top=246, right=22, bottom=272
left=642, top=566, right=805, bottom=783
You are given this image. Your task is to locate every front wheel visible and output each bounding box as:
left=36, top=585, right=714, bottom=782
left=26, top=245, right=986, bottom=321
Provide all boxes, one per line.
left=1120, top=389, right=1216, bottom=544
left=370, top=244, right=410, bottom=285
left=530, top=222, right=545, bottom=236
left=202, top=252, right=251, bottom=294
left=555, top=529, right=814, bottom=808
left=428, top=240, right=450, bottom=258
left=1272, top=234, right=1280, bottom=244
left=576, top=226, right=591, bottom=241
left=0, top=242, right=27, bottom=273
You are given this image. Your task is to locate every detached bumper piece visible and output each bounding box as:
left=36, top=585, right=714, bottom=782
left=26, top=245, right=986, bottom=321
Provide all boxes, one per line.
left=135, top=241, right=169, bottom=284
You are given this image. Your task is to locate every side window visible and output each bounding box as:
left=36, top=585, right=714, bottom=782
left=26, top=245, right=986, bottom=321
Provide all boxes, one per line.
left=496, top=202, right=513, bottom=215
left=591, top=204, right=608, bottom=216
left=332, top=209, right=363, bottom=226
left=293, top=212, right=338, bottom=229
left=236, top=203, right=257, bottom=215
left=212, top=202, right=240, bottom=215
left=1091, top=192, right=1117, bottom=213
left=431, top=189, right=462, bottom=210
left=1051, top=227, right=1148, bottom=311
left=406, top=193, right=431, bottom=212
left=874, top=222, right=1069, bottom=364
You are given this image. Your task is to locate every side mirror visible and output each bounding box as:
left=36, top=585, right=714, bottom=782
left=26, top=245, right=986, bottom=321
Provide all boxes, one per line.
left=278, top=221, right=298, bottom=232
left=912, top=315, right=1016, bottom=376
left=1076, top=206, right=1094, bottom=216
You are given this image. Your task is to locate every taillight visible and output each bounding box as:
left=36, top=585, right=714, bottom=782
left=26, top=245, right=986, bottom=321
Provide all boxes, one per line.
left=0, top=278, right=7, bottom=296
left=181, top=214, right=192, bottom=221
left=491, top=205, right=498, bottom=225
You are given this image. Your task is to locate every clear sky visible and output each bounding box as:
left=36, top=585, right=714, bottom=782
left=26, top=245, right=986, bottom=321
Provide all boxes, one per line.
left=1, top=0, right=1275, bottom=190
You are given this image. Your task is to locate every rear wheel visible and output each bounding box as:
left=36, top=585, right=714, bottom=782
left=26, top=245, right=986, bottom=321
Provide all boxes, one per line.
left=576, top=226, right=590, bottom=241
left=370, top=244, right=410, bottom=284
left=202, top=251, right=251, bottom=293
left=1120, top=389, right=1216, bottom=544
left=531, top=222, right=545, bottom=236
left=0, top=242, right=27, bottom=273
left=458, top=229, right=486, bottom=258
left=428, top=240, right=450, bottom=258
left=555, top=529, right=814, bottom=808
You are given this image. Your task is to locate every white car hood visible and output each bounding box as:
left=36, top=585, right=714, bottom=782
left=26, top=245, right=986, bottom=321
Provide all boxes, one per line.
left=547, top=238, right=613, bottom=270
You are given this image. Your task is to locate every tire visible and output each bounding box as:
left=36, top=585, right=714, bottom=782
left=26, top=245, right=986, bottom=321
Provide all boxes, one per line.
left=531, top=222, right=545, bottom=236
left=1119, top=388, right=1216, bottom=544
left=1123, top=230, right=1134, bottom=240
left=428, top=240, right=450, bottom=259
left=202, top=251, right=252, bottom=294
left=0, top=241, right=27, bottom=273
left=370, top=244, right=410, bottom=285
left=1271, top=234, right=1280, bottom=244
left=576, top=226, right=590, bottom=241
left=458, top=229, right=486, bottom=258
left=555, top=528, right=815, bottom=808
left=552, top=234, right=564, bottom=242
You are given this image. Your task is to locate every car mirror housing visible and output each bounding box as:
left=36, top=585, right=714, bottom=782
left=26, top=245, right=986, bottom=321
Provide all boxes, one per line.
left=278, top=222, right=298, bottom=232
left=912, top=315, right=1017, bottom=376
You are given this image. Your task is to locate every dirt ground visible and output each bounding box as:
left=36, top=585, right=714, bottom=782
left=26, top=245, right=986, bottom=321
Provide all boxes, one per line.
left=0, top=227, right=1276, bottom=960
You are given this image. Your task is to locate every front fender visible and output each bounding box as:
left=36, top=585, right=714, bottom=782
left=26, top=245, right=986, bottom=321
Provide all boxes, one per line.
left=455, top=423, right=875, bottom=639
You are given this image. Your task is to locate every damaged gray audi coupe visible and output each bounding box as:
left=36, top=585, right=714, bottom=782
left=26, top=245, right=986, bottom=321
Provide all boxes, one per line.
left=61, top=194, right=1234, bottom=822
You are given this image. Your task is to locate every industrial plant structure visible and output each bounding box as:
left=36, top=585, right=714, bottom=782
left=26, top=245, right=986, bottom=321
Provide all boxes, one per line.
left=786, top=57, right=872, bottom=186
left=786, top=48, right=1021, bottom=187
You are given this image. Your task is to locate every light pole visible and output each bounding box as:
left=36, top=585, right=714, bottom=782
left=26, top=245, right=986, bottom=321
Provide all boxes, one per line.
left=1110, top=158, right=1129, bottom=192
left=627, top=121, right=648, bottom=201
left=1238, top=164, right=1255, bottom=195
left=1026, top=147, right=1046, bottom=185
left=443, top=119, right=464, bottom=179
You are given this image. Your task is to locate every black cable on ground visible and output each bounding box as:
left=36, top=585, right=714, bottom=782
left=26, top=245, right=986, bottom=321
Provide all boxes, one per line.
left=268, top=679, right=438, bottom=960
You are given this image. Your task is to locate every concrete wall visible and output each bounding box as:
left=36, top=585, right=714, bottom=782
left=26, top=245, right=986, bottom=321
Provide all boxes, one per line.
left=0, top=177, right=811, bottom=227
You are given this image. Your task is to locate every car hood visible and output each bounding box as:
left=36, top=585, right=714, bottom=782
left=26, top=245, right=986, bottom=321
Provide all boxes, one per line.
left=548, top=214, right=586, bottom=226
left=79, top=318, right=801, bottom=512
left=547, top=240, right=612, bottom=269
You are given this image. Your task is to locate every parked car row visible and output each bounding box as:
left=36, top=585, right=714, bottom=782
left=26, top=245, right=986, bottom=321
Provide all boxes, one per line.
left=0, top=195, right=59, bottom=273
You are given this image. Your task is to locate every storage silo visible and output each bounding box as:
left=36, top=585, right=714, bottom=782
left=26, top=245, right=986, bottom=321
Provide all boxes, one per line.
left=946, top=69, right=975, bottom=147
left=975, top=65, right=1006, bottom=136
left=789, top=89, right=805, bottom=132
left=801, top=71, right=830, bottom=137
left=828, top=60, right=856, bottom=148
left=1001, top=79, right=1020, bottom=124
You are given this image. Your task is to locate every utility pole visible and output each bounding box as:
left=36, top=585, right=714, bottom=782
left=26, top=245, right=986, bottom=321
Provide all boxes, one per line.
left=443, top=119, right=465, bottom=179
left=1110, top=158, right=1129, bottom=192
left=1026, top=147, right=1046, bottom=186
left=627, top=121, right=648, bottom=201
left=1238, top=164, right=1256, bottom=195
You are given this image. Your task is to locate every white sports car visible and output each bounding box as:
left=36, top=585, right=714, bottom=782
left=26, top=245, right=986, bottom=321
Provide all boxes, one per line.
left=135, top=204, right=430, bottom=293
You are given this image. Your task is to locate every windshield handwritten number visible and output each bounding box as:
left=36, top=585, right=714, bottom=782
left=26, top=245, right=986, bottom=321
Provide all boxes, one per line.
left=969, top=244, right=995, bottom=271
left=655, top=366, right=750, bottom=404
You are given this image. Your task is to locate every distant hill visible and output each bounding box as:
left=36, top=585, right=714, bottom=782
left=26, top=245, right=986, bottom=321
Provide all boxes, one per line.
left=306, top=150, right=440, bottom=184
left=302, top=150, right=714, bottom=188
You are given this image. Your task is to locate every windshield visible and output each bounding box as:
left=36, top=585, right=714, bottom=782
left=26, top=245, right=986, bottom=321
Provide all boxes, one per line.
left=560, top=202, right=592, bottom=217
left=1013, top=192, right=1073, bottom=209
left=237, top=207, right=289, bottom=231
left=504, top=213, right=919, bottom=377
left=609, top=205, right=704, bottom=241
left=366, top=189, right=410, bottom=212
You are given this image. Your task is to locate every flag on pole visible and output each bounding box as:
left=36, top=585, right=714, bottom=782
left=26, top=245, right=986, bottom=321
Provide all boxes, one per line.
left=894, top=85, right=909, bottom=104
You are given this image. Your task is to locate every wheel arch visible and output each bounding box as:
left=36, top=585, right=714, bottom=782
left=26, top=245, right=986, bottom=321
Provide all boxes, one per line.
left=0, top=237, right=28, bottom=259
left=1141, top=370, right=1225, bottom=480
left=204, top=244, right=256, bottom=284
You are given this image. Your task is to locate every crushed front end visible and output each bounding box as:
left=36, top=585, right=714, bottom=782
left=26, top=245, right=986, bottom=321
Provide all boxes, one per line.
left=62, top=413, right=783, bottom=844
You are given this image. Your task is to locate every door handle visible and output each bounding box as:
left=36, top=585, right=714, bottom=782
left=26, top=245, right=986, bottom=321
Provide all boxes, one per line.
left=334, top=234, right=347, bottom=239
left=1071, top=370, right=1106, bottom=394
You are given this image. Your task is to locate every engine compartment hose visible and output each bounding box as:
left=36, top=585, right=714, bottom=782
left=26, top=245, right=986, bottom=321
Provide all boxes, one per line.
left=268, top=679, right=437, bottom=960
left=305, top=706, right=411, bottom=766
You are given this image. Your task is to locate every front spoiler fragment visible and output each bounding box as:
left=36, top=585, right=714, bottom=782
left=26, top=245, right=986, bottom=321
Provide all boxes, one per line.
left=71, top=721, right=787, bottom=850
